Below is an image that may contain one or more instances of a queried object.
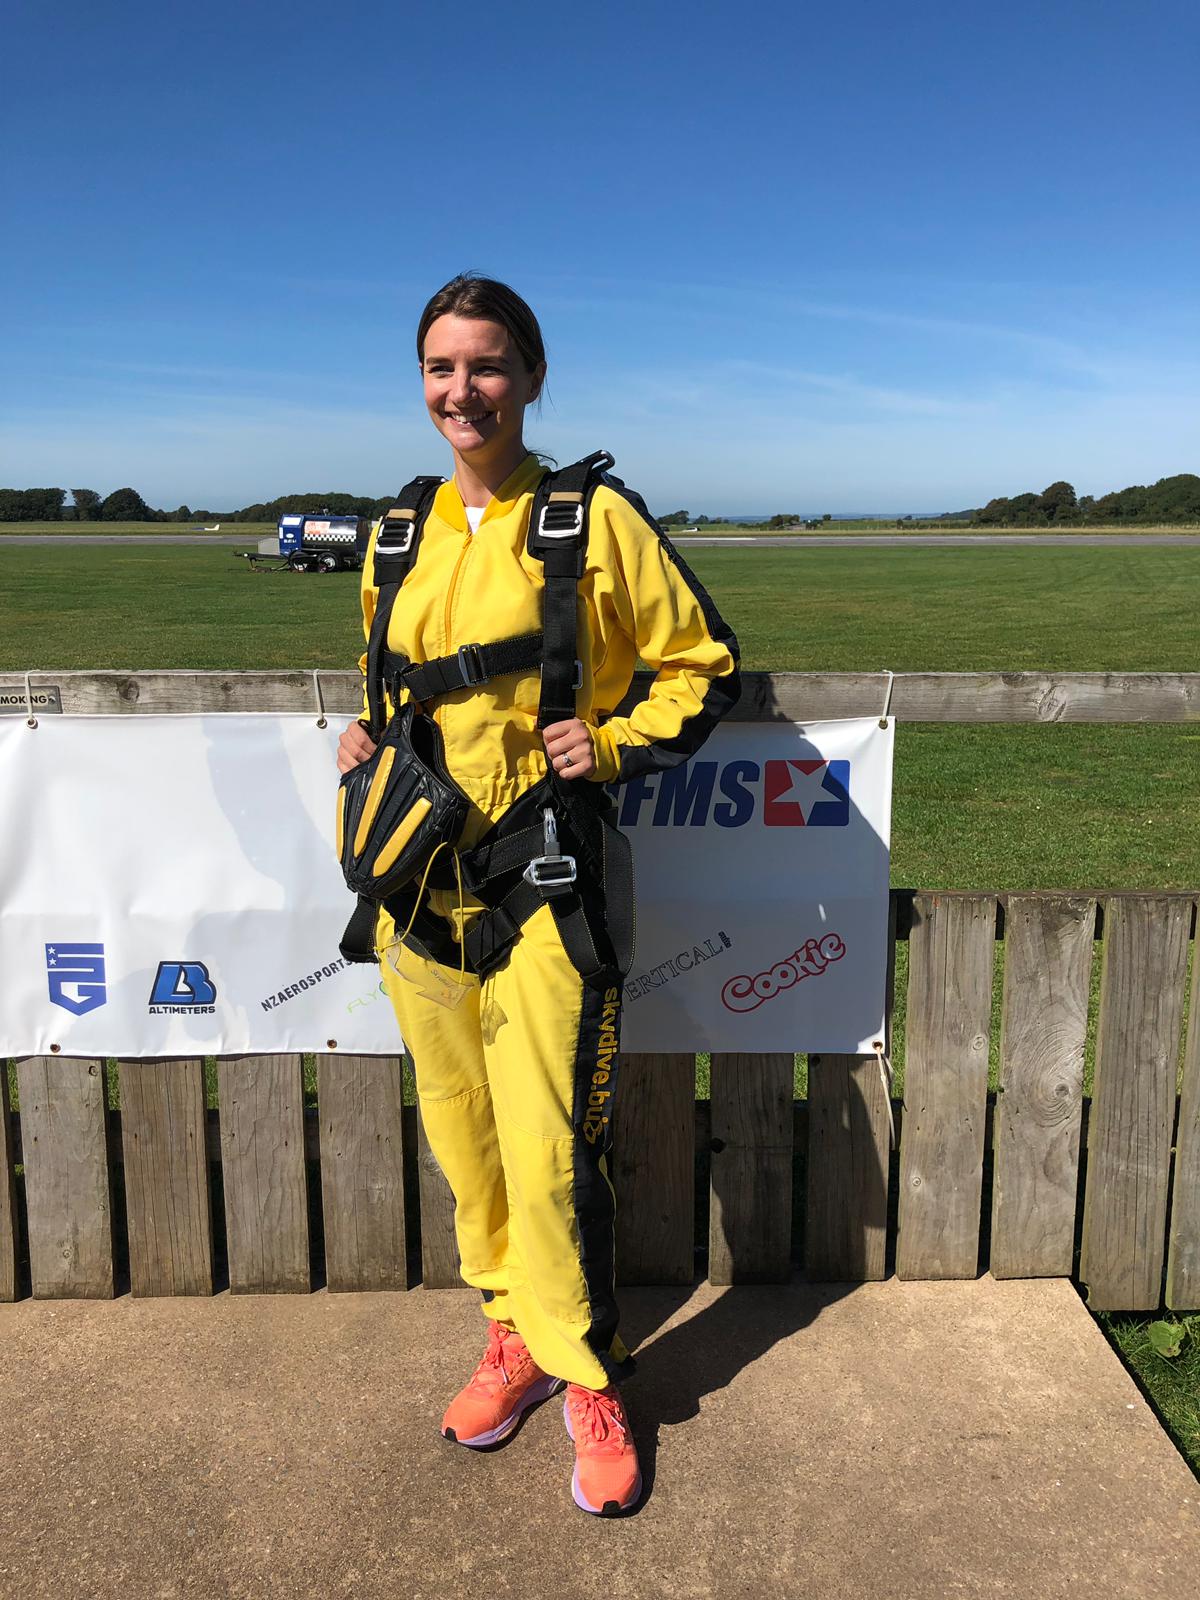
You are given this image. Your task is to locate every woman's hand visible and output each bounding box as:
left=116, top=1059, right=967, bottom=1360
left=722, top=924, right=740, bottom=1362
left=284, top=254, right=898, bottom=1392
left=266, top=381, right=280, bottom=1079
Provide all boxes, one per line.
left=542, top=718, right=596, bottom=780
left=337, top=718, right=377, bottom=774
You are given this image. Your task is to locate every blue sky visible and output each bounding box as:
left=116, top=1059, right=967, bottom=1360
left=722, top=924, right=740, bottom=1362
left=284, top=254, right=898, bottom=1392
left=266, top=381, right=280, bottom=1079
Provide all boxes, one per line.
left=3, top=0, right=1198, bottom=514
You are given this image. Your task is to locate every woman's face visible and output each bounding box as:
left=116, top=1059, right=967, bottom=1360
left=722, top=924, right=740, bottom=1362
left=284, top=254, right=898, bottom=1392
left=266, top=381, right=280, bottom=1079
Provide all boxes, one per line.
left=421, top=313, right=545, bottom=474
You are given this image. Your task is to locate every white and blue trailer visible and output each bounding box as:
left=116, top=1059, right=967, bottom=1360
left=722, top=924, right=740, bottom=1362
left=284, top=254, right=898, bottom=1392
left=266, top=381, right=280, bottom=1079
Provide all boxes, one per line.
left=274, top=513, right=371, bottom=572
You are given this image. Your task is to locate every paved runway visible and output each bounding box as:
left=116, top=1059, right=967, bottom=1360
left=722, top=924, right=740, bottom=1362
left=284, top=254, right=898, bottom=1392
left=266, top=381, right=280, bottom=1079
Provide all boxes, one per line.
left=677, top=532, right=1200, bottom=548
left=4, top=531, right=1199, bottom=550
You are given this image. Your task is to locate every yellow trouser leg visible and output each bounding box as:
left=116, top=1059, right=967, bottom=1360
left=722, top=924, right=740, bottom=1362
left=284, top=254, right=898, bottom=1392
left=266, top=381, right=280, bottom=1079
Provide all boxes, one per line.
left=376, top=904, right=512, bottom=1315
left=480, top=901, right=630, bottom=1389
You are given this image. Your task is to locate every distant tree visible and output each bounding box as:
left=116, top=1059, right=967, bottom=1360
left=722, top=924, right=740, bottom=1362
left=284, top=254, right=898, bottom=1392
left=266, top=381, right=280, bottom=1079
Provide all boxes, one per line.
left=821, top=513, right=832, bottom=522
left=1037, top=480, right=1078, bottom=522
left=1139, top=473, right=1200, bottom=521
left=171, top=505, right=192, bottom=521
left=657, top=509, right=690, bottom=526
left=100, top=486, right=152, bottom=521
left=0, top=487, right=66, bottom=520
left=1004, top=492, right=1041, bottom=524
left=71, top=488, right=102, bottom=521
left=973, top=497, right=1011, bottom=526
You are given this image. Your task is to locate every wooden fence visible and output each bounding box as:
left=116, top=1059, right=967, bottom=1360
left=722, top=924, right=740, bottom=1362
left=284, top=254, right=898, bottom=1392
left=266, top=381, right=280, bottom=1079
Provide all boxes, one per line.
left=2, top=671, right=1198, bottom=1315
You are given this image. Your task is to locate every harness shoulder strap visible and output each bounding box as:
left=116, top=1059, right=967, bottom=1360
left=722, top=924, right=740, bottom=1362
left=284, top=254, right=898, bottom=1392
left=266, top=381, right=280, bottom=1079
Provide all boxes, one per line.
left=363, top=475, right=443, bottom=737
left=526, top=450, right=614, bottom=728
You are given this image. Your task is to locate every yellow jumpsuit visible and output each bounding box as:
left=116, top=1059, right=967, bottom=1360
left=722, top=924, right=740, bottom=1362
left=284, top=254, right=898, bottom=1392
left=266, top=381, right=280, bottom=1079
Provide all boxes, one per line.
left=358, top=451, right=740, bottom=1388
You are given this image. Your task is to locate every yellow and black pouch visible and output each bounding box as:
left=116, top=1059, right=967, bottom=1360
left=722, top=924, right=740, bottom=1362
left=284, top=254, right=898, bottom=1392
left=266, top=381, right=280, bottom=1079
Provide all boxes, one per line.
left=336, top=699, right=469, bottom=902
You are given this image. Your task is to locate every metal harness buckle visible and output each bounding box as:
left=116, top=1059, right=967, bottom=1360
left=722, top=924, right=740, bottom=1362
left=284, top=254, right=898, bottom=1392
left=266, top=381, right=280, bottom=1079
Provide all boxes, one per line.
left=376, top=516, right=417, bottom=556
left=523, top=805, right=577, bottom=896
left=456, top=642, right=487, bottom=687
left=537, top=501, right=584, bottom=540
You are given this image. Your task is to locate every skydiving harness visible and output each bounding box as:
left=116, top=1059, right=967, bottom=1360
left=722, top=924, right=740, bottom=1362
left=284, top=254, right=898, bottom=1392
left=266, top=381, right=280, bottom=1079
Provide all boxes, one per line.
left=337, top=450, right=635, bottom=988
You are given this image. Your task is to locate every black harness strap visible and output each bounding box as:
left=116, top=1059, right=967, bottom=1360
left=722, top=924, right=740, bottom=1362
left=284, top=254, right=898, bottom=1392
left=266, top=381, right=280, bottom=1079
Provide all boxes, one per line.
left=384, top=630, right=544, bottom=702
left=527, top=450, right=613, bottom=728
left=364, top=476, right=443, bottom=738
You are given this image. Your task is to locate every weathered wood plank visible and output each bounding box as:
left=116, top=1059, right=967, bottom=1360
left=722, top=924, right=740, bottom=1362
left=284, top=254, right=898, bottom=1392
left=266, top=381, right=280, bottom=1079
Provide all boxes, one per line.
left=1081, top=896, right=1190, bottom=1311
left=1166, top=899, right=1200, bottom=1310
left=10, top=670, right=1200, bottom=723
left=16, top=1057, right=114, bottom=1298
left=415, top=1100, right=461, bottom=1290
left=897, top=893, right=996, bottom=1279
left=992, top=896, right=1096, bottom=1278
left=118, top=1059, right=213, bottom=1296
left=612, top=1053, right=694, bottom=1285
left=805, top=895, right=897, bottom=1282
left=216, top=1056, right=309, bottom=1293
left=709, top=1052, right=793, bottom=1283
left=316, top=1054, right=408, bottom=1291
left=0, top=1066, right=21, bottom=1301
left=806, top=1053, right=893, bottom=1281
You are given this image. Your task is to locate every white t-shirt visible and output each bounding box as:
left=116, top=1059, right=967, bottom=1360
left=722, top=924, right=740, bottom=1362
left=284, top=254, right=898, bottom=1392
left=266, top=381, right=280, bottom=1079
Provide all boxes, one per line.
left=465, top=505, right=485, bottom=533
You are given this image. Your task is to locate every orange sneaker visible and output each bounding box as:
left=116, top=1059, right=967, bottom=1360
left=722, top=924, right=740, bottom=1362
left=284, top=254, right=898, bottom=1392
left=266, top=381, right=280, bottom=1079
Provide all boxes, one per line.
left=441, top=1322, right=564, bottom=1449
left=563, top=1383, right=642, bottom=1515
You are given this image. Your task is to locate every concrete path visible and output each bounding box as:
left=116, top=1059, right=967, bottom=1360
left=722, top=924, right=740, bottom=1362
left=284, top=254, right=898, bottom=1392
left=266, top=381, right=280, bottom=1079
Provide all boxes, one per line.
left=2, top=1274, right=1195, bottom=1599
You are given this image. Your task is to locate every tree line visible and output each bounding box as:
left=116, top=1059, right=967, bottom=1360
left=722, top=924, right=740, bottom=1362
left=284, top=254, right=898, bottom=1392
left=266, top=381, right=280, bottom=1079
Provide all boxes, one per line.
left=0, top=487, right=205, bottom=522
left=4, top=472, right=1199, bottom=526
left=967, top=473, right=1200, bottom=527
left=0, top=485, right=398, bottom=523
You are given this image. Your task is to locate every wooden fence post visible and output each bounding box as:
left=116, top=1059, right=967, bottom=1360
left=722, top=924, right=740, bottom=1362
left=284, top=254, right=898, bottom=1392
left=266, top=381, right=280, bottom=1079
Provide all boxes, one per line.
left=217, top=1055, right=310, bottom=1293
left=1166, top=897, right=1200, bottom=1310
left=317, top=1054, right=408, bottom=1292
left=0, top=1067, right=20, bottom=1301
left=897, top=893, right=996, bottom=1279
left=1081, top=896, right=1190, bottom=1311
left=709, top=1052, right=793, bottom=1283
left=992, top=895, right=1095, bottom=1278
left=806, top=1053, right=892, bottom=1281
left=16, top=1056, right=114, bottom=1298
left=118, top=1058, right=214, bottom=1296
left=613, top=1052, right=694, bottom=1285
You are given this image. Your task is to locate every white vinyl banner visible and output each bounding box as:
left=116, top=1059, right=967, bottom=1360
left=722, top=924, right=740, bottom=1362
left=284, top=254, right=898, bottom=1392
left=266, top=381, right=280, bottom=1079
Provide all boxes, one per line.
left=613, top=716, right=892, bottom=1052
left=0, top=714, right=892, bottom=1057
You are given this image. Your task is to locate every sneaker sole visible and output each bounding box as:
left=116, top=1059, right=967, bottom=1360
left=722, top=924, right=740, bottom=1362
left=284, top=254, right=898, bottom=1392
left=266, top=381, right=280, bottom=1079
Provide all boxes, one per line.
left=563, top=1396, right=642, bottom=1515
left=442, top=1374, right=565, bottom=1450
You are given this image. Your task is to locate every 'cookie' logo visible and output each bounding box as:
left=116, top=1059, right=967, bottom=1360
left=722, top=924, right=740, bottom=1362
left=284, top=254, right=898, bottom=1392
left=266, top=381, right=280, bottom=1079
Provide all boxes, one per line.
left=722, top=933, right=846, bottom=1013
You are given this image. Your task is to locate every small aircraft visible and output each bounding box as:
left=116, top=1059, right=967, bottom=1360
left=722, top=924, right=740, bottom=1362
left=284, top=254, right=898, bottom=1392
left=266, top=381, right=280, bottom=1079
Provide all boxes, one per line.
left=203, top=523, right=221, bottom=532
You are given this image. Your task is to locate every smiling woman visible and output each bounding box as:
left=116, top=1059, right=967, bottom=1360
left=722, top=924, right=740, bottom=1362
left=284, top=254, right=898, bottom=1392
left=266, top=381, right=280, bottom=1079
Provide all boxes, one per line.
left=332, top=272, right=742, bottom=1517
